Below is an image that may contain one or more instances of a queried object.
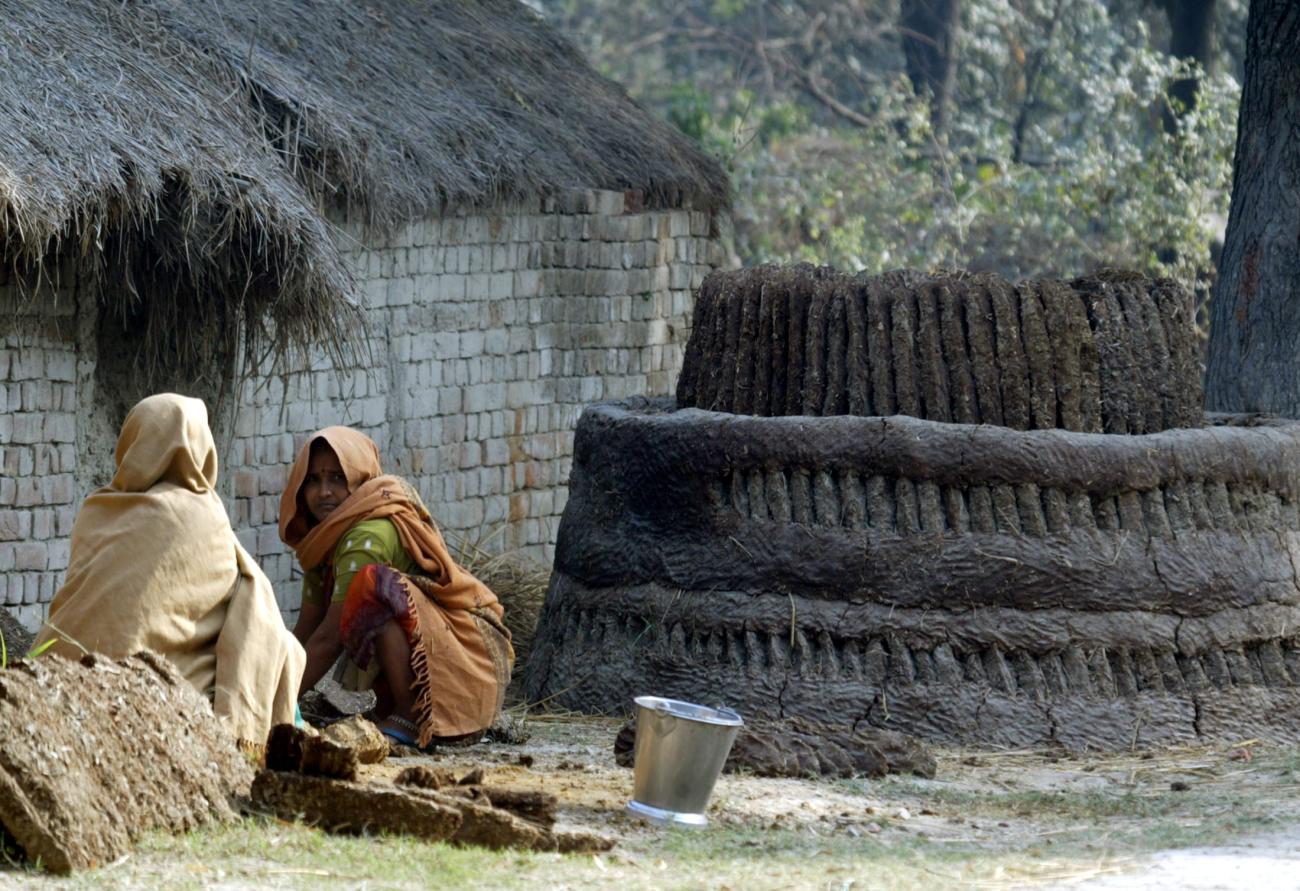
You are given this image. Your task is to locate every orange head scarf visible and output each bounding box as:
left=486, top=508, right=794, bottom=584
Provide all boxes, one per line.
left=278, top=426, right=384, bottom=559
left=278, top=427, right=499, bottom=614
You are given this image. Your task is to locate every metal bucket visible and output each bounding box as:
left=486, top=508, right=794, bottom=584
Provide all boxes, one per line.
left=625, top=696, right=743, bottom=827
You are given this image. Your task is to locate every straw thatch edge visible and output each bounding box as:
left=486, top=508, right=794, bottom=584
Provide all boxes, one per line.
left=1, top=0, right=728, bottom=385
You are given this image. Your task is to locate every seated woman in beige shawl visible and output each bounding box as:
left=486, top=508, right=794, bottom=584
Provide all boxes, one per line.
left=281, top=426, right=512, bottom=750
left=32, top=394, right=304, bottom=751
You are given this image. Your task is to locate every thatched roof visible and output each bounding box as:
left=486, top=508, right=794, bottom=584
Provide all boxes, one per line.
left=0, top=0, right=728, bottom=378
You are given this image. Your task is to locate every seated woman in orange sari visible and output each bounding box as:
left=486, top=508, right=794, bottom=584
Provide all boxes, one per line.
left=280, top=427, right=512, bottom=748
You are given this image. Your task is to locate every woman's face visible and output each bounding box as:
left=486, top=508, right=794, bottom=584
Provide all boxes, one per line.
left=303, top=443, right=351, bottom=523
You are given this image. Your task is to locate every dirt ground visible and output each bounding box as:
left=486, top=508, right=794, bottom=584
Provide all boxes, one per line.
left=5, top=715, right=1300, bottom=889
left=386, top=716, right=1300, bottom=848
left=376, top=715, right=1300, bottom=888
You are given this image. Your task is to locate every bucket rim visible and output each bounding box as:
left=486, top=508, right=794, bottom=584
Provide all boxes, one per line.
left=633, top=695, right=743, bottom=727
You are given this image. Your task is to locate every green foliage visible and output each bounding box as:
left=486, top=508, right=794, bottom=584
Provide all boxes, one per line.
left=711, top=0, right=757, bottom=19
left=0, top=626, right=56, bottom=668
left=659, top=84, right=811, bottom=170
left=549, top=0, right=1241, bottom=300
left=734, top=57, right=1236, bottom=292
left=753, top=99, right=808, bottom=146
left=663, top=82, right=715, bottom=145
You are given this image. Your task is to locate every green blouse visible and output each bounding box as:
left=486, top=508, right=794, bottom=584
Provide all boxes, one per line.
left=301, top=517, right=419, bottom=605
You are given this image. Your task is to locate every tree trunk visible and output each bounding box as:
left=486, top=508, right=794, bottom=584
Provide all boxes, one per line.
left=900, top=0, right=963, bottom=138
left=1204, top=0, right=1300, bottom=415
left=1159, top=0, right=1218, bottom=126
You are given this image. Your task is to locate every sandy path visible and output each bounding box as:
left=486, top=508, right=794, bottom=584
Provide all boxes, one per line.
left=1065, top=829, right=1300, bottom=890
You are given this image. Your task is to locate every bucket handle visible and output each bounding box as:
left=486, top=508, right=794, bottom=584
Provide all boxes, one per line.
left=653, top=702, right=677, bottom=736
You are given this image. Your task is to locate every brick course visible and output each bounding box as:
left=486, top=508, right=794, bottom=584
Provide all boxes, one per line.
left=0, top=282, right=79, bottom=629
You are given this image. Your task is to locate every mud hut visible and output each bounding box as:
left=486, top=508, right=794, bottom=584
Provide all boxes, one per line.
left=0, top=0, right=729, bottom=628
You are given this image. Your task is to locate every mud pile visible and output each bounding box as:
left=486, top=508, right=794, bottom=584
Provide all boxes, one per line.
left=525, top=265, right=1300, bottom=751
left=0, top=651, right=252, bottom=873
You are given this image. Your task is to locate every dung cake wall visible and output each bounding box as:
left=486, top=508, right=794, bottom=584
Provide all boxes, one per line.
left=677, top=266, right=1202, bottom=432
left=525, top=266, right=1300, bottom=751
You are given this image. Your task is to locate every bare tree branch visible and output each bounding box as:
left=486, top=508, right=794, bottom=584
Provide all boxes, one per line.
left=800, top=61, right=874, bottom=128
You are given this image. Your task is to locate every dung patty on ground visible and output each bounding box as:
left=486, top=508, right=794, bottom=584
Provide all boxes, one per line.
left=0, top=650, right=252, bottom=873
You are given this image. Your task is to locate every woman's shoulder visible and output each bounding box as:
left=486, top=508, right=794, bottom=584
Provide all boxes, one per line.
left=336, top=517, right=401, bottom=553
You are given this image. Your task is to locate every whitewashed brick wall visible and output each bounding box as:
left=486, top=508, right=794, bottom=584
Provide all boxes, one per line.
left=233, top=190, right=721, bottom=616
left=0, top=281, right=80, bottom=631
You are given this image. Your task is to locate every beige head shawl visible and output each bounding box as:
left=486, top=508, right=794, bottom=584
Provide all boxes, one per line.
left=32, top=394, right=304, bottom=750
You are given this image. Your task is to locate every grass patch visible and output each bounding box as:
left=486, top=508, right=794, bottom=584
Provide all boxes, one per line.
left=0, top=817, right=1152, bottom=891
left=3, top=817, right=545, bottom=891
left=857, top=780, right=1186, bottom=820
left=841, top=747, right=1300, bottom=861
left=0, top=816, right=1284, bottom=891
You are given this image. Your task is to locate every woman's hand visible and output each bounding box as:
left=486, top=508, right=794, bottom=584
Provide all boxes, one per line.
left=298, top=600, right=345, bottom=694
